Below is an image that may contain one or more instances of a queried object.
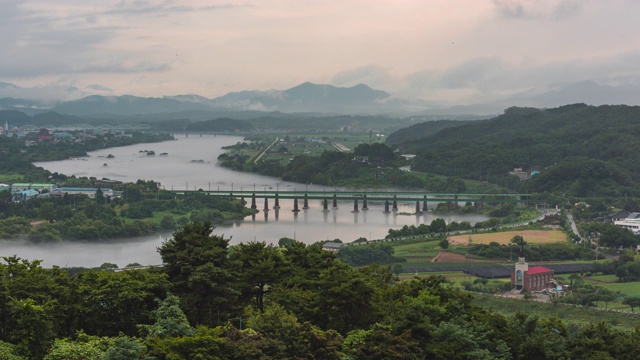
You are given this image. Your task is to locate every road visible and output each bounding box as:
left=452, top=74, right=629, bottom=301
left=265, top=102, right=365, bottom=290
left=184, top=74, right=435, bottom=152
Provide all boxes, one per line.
left=332, top=142, right=350, bottom=152
left=566, top=212, right=583, bottom=241
left=254, top=137, right=279, bottom=164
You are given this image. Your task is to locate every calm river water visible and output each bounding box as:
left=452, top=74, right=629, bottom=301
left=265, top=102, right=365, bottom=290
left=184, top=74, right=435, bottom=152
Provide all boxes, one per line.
left=1, top=134, right=488, bottom=268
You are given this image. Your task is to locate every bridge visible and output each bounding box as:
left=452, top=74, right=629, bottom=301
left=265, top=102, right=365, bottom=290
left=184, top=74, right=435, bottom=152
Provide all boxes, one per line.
left=10, top=124, right=152, bottom=132
left=172, top=189, right=530, bottom=213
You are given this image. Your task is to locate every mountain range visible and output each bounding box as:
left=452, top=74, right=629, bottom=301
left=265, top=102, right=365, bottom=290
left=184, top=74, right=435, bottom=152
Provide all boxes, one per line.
left=2, top=80, right=640, bottom=117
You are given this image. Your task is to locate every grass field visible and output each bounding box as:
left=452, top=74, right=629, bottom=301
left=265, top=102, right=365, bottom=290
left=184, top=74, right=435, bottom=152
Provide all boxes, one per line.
left=472, top=293, right=640, bottom=329
left=393, top=240, right=441, bottom=259
left=0, top=174, right=23, bottom=182
left=449, top=230, right=566, bottom=245
left=584, top=275, right=640, bottom=296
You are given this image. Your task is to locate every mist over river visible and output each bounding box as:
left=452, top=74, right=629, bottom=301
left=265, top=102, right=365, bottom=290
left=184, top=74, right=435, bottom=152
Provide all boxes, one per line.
left=1, top=134, right=488, bottom=268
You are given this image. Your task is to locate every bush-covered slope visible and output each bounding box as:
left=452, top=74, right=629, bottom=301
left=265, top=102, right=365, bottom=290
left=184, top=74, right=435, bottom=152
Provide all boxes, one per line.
left=401, top=104, right=640, bottom=196
left=385, top=119, right=471, bottom=145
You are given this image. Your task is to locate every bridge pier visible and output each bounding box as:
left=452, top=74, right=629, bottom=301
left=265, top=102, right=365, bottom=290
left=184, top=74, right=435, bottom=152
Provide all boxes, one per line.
left=423, top=195, right=428, bottom=212
left=292, top=198, right=300, bottom=212
left=251, top=193, right=257, bottom=210
left=274, top=193, right=280, bottom=209
left=353, top=199, right=359, bottom=213
left=384, top=200, right=390, bottom=213
left=322, top=198, right=329, bottom=212
left=362, top=195, right=368, bottom=210
left=392, top=195, right=398, bottom=212
left=264, top=198, right=269, bottom=212
left=303, top=194, right=309, bottom=209
left=332, top=194, right=338, bottom=209
left=415, top=201, right=420, bottom=213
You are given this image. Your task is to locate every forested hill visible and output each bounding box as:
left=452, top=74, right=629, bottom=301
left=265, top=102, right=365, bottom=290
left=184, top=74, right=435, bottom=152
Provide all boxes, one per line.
left=385, top=119, right=472, bottom=145
left=403, top=104, right=640, bottom=197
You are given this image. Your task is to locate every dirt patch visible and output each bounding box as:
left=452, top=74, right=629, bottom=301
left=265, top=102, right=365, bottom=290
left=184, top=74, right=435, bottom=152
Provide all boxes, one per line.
left=448, top=230, right=566, bottom=246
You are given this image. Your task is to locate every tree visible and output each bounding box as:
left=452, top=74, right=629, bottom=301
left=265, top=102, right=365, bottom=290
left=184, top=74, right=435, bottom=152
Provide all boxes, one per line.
left=139, top=294, right=194, bottom=338
left=160, top=215, right=175, bottom=231
left=43, top=333, right=109, bottom=360
left=438, top=238, right=449, bottom=250
left=312, top=261, right=379, bottom=333
left=158, top=221, right=239, bottom=327
left=622, top=296, right=640, bottom=313
left=146, top=326, right=224, bottom=360
left=337, top=243, right=401, bottom=267
left=229, top=242, right=291, bottom=312
left=103, top=336, right=146, bottom=360
left=429, top=218, right=447, bottom=233
left=10, top=299, right=55, bottom=359
left=342, top=324, right=422, bottom=360
left=95, top=188, right=105, bottom=205
left=75, top=269, right=170, bottom=336
left=277, top=237, right=296, bottom=248
left=511, top=235, right=526, bottom=257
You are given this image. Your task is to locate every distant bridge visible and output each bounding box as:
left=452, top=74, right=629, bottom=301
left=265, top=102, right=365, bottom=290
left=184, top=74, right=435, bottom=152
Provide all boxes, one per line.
left=13, top=124, right=152, bottom=132
left=171, top=189, right=531, bottom=213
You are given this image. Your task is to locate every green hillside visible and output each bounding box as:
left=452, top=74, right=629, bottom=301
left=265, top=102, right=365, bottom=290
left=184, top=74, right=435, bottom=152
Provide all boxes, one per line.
left=385, top=119, right=472, bottom=145
left=401, top=104, right=640, bottom=197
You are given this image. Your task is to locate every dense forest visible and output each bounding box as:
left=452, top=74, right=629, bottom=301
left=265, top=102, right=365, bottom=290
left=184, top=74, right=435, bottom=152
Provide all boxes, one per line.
left=385, top=119, right=471, bottom=145
left=1, top=220, right=639, bottom=359
left=395, top=104, right=640, bottom=199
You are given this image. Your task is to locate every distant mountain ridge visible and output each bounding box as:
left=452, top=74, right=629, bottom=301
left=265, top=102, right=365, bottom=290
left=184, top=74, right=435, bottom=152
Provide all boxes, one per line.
left=3, top=79, right=640, bottom=117
left=44, top=82, right=397, bottom=116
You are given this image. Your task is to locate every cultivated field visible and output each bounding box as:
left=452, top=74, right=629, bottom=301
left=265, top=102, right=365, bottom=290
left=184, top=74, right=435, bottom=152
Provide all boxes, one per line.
left=448, top=230, right=566, bottom=245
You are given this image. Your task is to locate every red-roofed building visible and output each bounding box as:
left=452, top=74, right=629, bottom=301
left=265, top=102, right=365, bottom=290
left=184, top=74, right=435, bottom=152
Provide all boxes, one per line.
left=512, top=260, right=555, bottom=292
left=38, top=128, right=53, bottom=142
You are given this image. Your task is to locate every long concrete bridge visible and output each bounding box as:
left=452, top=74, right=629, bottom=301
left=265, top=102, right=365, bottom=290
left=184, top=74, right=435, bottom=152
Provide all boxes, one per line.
left=172, top=189, right=530, bottom=213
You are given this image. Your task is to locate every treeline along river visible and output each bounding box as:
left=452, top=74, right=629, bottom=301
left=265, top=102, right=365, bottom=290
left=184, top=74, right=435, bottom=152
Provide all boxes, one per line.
left=2, top=134, right=488, bottom=268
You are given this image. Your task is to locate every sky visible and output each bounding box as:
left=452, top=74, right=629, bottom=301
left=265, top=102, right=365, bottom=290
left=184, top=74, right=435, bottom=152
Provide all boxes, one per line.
left=3, top=0, right=640, bottom=104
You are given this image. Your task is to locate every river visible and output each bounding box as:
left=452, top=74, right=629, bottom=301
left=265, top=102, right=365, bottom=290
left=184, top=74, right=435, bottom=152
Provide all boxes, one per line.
left=1, top=134, right=488, bottom=268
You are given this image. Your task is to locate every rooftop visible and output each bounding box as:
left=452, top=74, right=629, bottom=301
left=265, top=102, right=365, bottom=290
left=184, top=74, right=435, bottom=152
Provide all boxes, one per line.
left=322, top=242, right=343, bottom=249
left=527, top=266, right=553, bottom=275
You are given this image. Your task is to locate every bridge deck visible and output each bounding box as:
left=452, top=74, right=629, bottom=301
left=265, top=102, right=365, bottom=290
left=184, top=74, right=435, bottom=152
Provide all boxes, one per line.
left=171, top=190, right=529, bottom=203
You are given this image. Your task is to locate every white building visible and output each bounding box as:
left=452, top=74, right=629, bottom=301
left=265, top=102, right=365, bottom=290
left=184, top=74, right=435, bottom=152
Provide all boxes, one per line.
left=50, top=187, right=115, bottom=199
left=614, top=219, right=640, bottom=234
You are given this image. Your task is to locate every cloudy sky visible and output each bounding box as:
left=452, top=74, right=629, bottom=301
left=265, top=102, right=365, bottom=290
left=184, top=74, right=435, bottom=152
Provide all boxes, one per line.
left=3, top=0, right=640, bottom=104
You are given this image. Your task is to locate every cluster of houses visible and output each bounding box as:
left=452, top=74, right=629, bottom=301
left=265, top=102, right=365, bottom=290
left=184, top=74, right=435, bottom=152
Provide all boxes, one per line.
left=593, top=210, right=640, bottom=234
left=1, top=182, right=119, bottom=202
left=509, top=167, right=541, bottom=181
left=1, top=122, right=134, bottom=147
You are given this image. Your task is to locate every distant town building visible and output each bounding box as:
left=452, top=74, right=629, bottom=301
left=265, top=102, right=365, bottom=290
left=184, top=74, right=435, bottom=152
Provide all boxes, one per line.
left=321, top=242, right=343, bottom=253
left=509, top=168, right=530, bottom=181
left=12, top=189, right=39, bottom=202
left=94, top=179, right=124, bottom=190
left=51, top=187, right=115, bottom=199
left=38, top=128, right=53, bottom=142
left=614, top=218, right=640, bottom=234
left=10, top=183, right=56, bottom=192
